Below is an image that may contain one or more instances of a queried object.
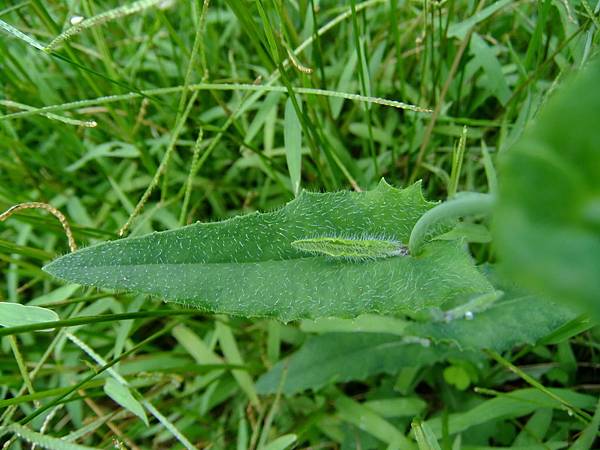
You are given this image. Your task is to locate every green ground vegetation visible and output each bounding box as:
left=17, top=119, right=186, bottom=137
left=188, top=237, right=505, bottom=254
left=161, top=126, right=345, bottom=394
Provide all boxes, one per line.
left=1, top=0, right=599, bottom=448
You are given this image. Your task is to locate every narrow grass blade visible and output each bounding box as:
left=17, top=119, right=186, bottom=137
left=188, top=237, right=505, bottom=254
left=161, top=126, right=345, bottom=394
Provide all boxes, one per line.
left=412, top=420, right=442, bottom=450
left=448, top=0, right=512, bottom=39
left=571, top=396, right=600, bottom=450
left=424, top=388, right=596, bottom=437
left=335, top=396, right=413, bottom=448
left=0, top=19, right=46, bottom=50
left=284, top=96, right=303, bottom=197
left=216, top=320, right=261, bottom=408
left=6, top=424, right=99, bottom=449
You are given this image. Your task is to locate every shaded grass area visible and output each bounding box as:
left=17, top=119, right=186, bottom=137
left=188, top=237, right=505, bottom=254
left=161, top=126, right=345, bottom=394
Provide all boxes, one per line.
left=1, top=0, right=599, bottom=448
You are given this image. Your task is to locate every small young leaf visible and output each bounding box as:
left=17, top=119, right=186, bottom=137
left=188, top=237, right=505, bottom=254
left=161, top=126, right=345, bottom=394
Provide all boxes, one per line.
left=103, top=378, right=149, bottom=426
left=443, top=366, right=471, bottom=391
left=292, top=236, right=408, bottom=259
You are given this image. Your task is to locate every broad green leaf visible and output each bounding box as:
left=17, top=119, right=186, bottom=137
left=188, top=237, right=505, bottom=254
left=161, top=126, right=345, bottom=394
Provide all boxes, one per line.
left=0, top=302, right=59, bottom=331
left=301, top=289, right=577, bottom=353
left=44, top=181, right=493, bottom=322
left=259, top=286, right=576, bottom=394
left=405, top=295, right=577, bottom=352
left=255, top=333, right=454, bottom=395
left=103, top=378, right=149, bottom=426
left=494, top=56, right=600, bottom=317
left=284, top=96, right=302, bottom=197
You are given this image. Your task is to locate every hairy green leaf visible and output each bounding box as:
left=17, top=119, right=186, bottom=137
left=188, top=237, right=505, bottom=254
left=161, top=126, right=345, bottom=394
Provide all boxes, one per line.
left=292, top=236, right=407, bottom=259
left=44, top=181, right=493, bottom=321
left=259, top=285, right=576, bottom=394
left=406, top=295, right=577, bottom=352
left=494, top=56, right=600, bottom=317
left=301, top=284, right=577, bottom=353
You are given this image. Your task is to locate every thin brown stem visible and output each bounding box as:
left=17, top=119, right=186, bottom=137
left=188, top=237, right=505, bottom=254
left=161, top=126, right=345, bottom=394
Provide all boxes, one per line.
left=0, top=202, right=77, bottom=252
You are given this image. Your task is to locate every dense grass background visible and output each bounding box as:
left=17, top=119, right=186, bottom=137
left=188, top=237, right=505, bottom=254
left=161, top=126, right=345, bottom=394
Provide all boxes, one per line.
left=1, top=0, right=599, bottom=448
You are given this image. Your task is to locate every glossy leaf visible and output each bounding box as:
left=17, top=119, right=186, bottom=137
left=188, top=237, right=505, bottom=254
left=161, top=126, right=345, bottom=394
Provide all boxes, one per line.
left=494, top=56, right=600, bottom=317
left=44, top=181, right=493, bottom=322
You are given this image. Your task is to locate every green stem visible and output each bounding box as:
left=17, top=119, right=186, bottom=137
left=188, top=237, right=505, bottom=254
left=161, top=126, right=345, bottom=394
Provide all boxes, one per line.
left=408, top=192, right=495, bottom=255
left=486, top=350, right=592, bottom=425
left=8, top=336, right=36, bottom=398
left=0, top=310, right=198, bottom=337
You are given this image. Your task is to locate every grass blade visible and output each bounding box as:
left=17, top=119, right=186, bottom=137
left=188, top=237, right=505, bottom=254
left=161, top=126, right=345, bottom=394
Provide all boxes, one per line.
left=283, top=96, right=303, bottom=196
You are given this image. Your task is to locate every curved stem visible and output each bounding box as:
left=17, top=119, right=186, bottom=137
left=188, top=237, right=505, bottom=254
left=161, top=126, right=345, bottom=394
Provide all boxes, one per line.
left=409, top=192, right=495, bottom=255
